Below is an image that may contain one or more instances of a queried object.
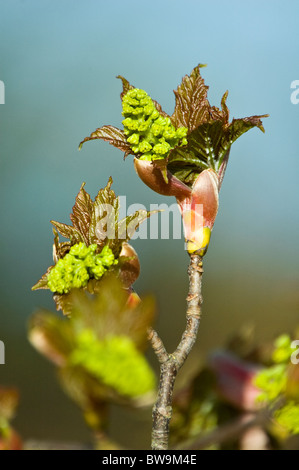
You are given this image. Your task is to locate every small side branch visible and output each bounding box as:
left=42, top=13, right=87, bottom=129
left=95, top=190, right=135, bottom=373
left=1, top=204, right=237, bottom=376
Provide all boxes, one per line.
left=148, top=327, right=168, bottom=364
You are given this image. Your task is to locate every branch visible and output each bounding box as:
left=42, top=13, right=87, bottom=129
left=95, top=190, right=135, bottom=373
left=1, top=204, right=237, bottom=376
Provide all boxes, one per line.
left=148, top=327, right=168, bottom=364
left=150, top=254, right=203, bottom=450
left=174, top=254, right=203, bottom=369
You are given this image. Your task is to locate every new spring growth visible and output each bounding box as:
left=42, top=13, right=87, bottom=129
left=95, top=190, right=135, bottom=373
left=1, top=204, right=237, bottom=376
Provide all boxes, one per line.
left=47, top=243, right=117, bottom=294
left=122, top=88, right=188, bottom=161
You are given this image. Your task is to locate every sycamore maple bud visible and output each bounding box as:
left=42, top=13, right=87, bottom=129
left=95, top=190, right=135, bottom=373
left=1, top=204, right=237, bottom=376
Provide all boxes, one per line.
left=118, top=242, right=140, bottom=289
left=134, top=160, right=219, bottom=257
left=47, top=243, right=117, bottom=294
left=134, top=157, right=191, bottom=202
left=122, top=88, right=187, bottom=161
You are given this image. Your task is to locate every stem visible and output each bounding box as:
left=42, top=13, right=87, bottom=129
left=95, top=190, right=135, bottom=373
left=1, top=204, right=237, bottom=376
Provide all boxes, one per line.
left=150, top=254, right=203, bottom=450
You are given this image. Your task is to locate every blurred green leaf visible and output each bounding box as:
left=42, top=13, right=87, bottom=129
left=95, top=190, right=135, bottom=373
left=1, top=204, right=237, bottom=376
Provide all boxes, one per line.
left=29, top=310, right=74, bottom=366
left=29, top=275, right=156, bottom=424
left=79, top=125, right=132, bottom=157
left=275, top=402, right=299, bottom=435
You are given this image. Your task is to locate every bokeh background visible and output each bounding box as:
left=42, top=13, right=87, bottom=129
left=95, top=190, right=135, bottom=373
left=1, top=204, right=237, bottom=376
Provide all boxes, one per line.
left=0, top=0, right=298, bottom=448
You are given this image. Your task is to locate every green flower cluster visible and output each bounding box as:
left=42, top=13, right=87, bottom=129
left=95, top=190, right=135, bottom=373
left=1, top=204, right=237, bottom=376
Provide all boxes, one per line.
left=254, top=364, right=287, bottom=403
left=275, top=402, right=299, bottom=434
left=254, top=334, right=293, bottom=403
left=47, top=243, right=117, bottom=294
left=254, top=334, right=299, bottom=436
left=122, top=88, right=188, bottom=161
left=272, top=334, right=294, bottom=364
left=70, top=330, right=156, bottom=398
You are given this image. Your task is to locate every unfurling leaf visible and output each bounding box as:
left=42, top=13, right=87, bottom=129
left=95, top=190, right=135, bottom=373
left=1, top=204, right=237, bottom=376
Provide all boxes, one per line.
left=80, top=64, right=268, bottom=191
left=167, top=65, right=268, bottom=185
left=32, top=179, right=151, bottom=309
left=117, top=75, right=134, bottom=100
left=171, top=64, right=210, bottom=131
left=32, top=268, right=52, bottom=291
left=79, top=125, right=132, bottom=157
left=68, top=182, right=93, bottom=245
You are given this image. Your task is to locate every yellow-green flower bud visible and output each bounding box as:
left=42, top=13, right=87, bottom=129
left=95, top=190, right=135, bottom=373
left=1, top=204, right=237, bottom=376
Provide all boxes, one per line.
left=127, top=133, right=139, bottom=145
left=122, top=88, right=188, bottom=162
left=47, top=243, right=118, bottom=294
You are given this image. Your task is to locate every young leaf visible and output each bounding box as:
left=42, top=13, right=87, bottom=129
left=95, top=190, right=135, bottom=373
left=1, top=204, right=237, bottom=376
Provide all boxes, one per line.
left=225, top=115, right=268, bottom=145
left=117, top=75, right=135, bottom=99
left=53, top=229, right=72, bottom=261
left=32, top=179, right=152, bottom=308
left=79, top=125, right=132, bottom=157
left=53, top=292, right=74, bottom=316
left=89, top=176, right=119, bottom=248
left=32, top=268, right=52, bottom=291
left=50, top=221, right=83, bottom=245
left=171, top=64, right=210, bottom=131
left=167, top=112, right=268, bottom=186
left=69, top=182, right=94, bottom=246
left=79, top=65, right=268, bottom=193
left=167, top=143, right=210, bottom=186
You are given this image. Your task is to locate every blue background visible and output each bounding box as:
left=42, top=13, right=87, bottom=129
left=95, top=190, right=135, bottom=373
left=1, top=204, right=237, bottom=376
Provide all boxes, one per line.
left=0, top=0, right=298, bottom=447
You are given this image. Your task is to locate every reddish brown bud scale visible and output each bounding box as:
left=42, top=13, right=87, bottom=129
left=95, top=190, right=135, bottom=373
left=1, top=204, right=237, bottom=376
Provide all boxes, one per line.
left=134, top=158, right=220, bottom=256
left=119, top=243, right=140, bottom=288
left=179, top=170, right=219, bottom=255
left=126, top=291, right=141, bottom=309
left=133, top=158, right=191, bottom=203
left=190, top=169, right=219, bottom=230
